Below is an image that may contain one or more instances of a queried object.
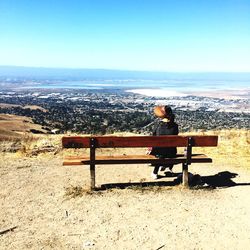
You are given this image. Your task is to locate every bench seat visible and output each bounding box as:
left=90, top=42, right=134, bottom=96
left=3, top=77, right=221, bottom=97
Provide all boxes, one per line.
left=63, top=153, right=212, bottom=166
left=62, top=135, right=218, bottom=189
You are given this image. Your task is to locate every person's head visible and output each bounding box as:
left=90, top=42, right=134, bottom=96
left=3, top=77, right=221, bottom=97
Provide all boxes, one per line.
left=154, top=105, right=174, bottom=121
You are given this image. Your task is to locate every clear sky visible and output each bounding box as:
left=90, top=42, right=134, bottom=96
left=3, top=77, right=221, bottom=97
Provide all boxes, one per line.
left=0, top=0, right=250, bottom=72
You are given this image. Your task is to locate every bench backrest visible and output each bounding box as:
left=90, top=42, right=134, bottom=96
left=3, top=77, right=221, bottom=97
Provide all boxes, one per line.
left=62, top=135, right=218, bottom=148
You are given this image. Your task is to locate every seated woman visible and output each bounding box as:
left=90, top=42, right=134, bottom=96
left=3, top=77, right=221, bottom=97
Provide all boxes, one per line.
left=149, top=105, right=179, bottom=179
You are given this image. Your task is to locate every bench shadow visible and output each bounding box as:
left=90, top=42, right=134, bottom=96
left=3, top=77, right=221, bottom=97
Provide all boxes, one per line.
left=99, top=171, right=250, bottom=190
left=99, top=180, right=177, bottom=190
left=99, top=172, right=183, bottom=190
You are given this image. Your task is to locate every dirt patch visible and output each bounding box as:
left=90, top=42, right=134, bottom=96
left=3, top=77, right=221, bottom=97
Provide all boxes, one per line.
left=0, top=152, right=250, bottom=249
left=23, top=105, right=47, bottom=112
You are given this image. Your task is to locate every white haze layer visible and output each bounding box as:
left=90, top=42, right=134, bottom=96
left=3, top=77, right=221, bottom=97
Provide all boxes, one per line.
left=126, top=88, right=187, bottom=97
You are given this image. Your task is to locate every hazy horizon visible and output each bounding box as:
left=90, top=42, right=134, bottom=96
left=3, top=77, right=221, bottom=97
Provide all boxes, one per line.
left=1, top=65, right=250, bottom=74
left=1, top=66, right=250, bottom=82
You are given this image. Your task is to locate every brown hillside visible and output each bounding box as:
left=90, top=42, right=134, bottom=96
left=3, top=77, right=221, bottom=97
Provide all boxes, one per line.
left=0, top=114, right=46, bottom=141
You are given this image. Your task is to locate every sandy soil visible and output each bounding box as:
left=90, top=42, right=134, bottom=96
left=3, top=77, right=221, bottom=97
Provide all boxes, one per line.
left=0, top=152, right=250, bottom=250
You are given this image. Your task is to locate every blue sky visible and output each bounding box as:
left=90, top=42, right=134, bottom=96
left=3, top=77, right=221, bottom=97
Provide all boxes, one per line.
left=0, top=0, right=250, bottom=72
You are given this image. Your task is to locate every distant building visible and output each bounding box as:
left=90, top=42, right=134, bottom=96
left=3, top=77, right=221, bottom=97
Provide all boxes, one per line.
left=51, top=129, right=60, bottom=134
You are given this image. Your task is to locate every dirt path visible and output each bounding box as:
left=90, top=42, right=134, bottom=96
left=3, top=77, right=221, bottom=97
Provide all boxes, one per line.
left=0, top=153, right=250, bottom=250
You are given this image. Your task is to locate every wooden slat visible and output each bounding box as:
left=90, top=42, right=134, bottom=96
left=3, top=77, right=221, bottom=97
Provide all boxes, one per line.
left=190, top=136, right=218, bottom=147
left=95, top=136, right=187, bottom=147
left=63, top=154, right=212, bottom=165
left=62, top=136, right=90, bottom=148
left=62, top=135, right=218, bottom=148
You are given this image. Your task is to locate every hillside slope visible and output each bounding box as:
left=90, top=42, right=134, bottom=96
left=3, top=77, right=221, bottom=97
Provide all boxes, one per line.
left=0, top=129, right=249, bottom=249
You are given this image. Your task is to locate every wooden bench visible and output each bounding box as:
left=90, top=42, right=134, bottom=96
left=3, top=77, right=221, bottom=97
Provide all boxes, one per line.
left=62, top=135, right=218, bottom=190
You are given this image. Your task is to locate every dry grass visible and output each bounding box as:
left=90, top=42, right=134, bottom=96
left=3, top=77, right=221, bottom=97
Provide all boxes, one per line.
left=0, top=133, right=36, bottom=153
left=184, top=129, right=250, bottom=169
left=0, top=133, right=62, bottom=156
left=22, top=105, right=47, bottom=112
left=0, top=103, right=47, bottom=112
left=64, top=185, right=96, bottom=198
left=64, top=181, right=176, bottom=198
left=1, top=128, right=249, bottom=168
left=0, top=114, right=47, bottom=138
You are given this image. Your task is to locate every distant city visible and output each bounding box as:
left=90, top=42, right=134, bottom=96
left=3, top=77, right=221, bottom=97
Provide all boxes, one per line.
left=0, top=87, right=249, bottom=134
left=0, top=67, right=249, bottom=134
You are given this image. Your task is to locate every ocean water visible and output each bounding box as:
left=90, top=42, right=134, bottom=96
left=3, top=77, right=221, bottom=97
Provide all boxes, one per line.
left=32, top=78, right=250, bottom=97
left=35, top=78, right=250, bottom=89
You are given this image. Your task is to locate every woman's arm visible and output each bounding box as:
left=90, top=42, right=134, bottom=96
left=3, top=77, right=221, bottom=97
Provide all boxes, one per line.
left=152, top=120, right=158, bottom=136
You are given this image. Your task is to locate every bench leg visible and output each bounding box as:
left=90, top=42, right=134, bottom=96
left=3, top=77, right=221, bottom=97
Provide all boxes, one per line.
left=90, top=164, right=95, bottom=190
left=182, top=163, right=189, bottom=187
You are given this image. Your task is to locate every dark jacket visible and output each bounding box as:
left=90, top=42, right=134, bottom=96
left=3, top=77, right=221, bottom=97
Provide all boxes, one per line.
left=150, top=118, right=179, bottom=158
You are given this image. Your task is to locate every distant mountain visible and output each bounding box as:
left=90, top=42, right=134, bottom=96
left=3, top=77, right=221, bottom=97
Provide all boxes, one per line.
left=0, top=65, right=250, bottom=81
